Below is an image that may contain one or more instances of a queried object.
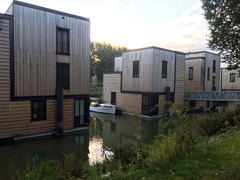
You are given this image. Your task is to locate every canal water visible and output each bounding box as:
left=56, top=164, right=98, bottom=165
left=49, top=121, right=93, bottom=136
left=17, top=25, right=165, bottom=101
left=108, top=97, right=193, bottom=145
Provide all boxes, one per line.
left=0, top=112, right=160, bottom=179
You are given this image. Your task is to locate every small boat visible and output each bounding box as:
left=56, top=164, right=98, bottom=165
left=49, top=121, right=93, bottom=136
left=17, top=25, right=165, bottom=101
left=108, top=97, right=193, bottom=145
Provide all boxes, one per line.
left=90, top=103, right=116, bottom=114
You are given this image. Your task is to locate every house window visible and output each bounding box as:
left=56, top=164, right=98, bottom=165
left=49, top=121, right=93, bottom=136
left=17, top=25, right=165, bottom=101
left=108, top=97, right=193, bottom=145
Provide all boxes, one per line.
left=74, top=99, right=85, bottom=127
left=31, top=100, right=46, bottom=121
left=57, top=63, right=69, bottom=89
left=207, top=67, right=210, bottom=81
left=189, top=67, right=193, bottom=80
left=111, top=92, right=116, bottom=105
left=56, top=27, right=70, bottom=55
left=230, top=73, right=235, bottom=82
left=133, top=61, right=139, bottom=77
left=162, top=61, right=167, bottom=78
left=213, top=60, right=216, bottom=73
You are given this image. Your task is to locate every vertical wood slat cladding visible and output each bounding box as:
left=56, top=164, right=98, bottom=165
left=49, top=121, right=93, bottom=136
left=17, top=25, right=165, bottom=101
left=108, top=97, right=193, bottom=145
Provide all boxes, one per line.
left=185, top=59, right=204, bottom=92
left=221, top=69, right=240, bottom=90
left=0, top=16, right=74, bottom=137
left=13, top=4, right=90, bottom=97
left=174, top=53, right=185, bottom=111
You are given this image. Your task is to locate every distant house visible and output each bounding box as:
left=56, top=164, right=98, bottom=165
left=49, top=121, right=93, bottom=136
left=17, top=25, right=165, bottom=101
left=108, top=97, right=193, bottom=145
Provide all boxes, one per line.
left=0, top=1, right=90, bottom=140
left=220, top=68, right=240, bottom=91
left=103, top=47, right=185, bottom=116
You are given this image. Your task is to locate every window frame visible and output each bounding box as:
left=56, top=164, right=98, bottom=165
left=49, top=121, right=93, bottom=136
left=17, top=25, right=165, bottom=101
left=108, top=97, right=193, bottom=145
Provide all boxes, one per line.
left=132, top=61, right=139, bottom=78
left=207, top=67, right=210, bottom=81
left=230, top=73, right=236, bottom=82
left=213, top=60, right=216, bottom=73
left=189, top=67, right=193, bottom=80
left=31, top=100, right=47, bottom=121
left=161, top=61, right=168, bottom=78
left=56, top=27, right=70, bottom=55
left=57, top=62, right=70, bottom=89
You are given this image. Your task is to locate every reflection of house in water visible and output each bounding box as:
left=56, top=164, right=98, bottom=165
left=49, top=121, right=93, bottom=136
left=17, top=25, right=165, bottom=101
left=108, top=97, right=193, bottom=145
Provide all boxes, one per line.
left=97, top=114, right=159, bottom=148
left=0, top=132, right=89, bottom=179
left=103, top=47, right=185, bottom=117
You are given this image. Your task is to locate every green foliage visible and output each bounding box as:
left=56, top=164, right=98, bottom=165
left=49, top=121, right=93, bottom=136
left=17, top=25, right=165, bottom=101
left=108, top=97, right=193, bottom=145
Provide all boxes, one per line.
left=202, top=0, right=240, bottom=69
left=90, top=85, right=103, bottom=98
left=91, top=42, right=127, bottom=82
left=147, top=104, right=198, bottom=164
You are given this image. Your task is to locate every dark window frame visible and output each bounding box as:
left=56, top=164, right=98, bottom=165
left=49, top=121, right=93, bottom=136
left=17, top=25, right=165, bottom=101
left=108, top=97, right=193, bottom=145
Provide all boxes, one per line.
left=213, top=60, right=216, bottom=73
left=57, top=62, right=70, bottom=89
left=189, top=67, right=193, bottom=80
left=230, top=73, right=235, bottom=82
left=207, top=67, right=210, bottom=81
left=133, top=61, right=139, bottom=78
left=142, top=95, right=159, bottom=116
left=56, top=27, right=70, bottom=55
left=31, top=100, right=47, bottom=121
left=162, top=61, right=168, bottom=78
left=111, top=92, right=116, bottom=105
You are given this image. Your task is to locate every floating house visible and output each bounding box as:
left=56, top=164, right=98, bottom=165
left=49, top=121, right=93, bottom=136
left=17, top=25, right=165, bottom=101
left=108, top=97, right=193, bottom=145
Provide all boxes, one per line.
left=0, top=1, right=90, bottom=140
left=185, top=51, right=220, bottom=108
left=103, top=47, right=185, bottom=116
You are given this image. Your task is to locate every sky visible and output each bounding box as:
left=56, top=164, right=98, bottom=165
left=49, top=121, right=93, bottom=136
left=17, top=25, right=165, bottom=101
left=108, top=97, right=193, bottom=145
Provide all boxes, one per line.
left=0, top=0, right=215, bottom=53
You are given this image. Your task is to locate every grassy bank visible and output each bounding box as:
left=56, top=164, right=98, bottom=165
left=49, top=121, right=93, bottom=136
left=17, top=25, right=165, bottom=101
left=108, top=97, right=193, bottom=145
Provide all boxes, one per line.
left=17, top=108, right=240, bottom=180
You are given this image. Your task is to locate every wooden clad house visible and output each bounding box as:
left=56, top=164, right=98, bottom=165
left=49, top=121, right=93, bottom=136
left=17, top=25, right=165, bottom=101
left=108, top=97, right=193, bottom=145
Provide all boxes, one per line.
left=103, top=47, right=185, bottom=116
left=220, top=68, right=240, bottom=91
left=0, top=1, right=90, bottom=140
left=185, top=51, right=220, bottom=92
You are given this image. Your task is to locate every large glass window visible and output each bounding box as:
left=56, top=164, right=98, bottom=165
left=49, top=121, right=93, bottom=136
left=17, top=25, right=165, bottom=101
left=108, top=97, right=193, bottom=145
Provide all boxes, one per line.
left=162, top=61, right=168, bottom=78
left=56, top=27, right=70, bottom=55
left=133, top=61, right=139, bottom=77
left=57, top=63, right=69, bottom=89
left=142, top=95, right=159, bottom=116
left=31, top=100, right=46, bottom=121
left=74, top=99, right=85, bottom=127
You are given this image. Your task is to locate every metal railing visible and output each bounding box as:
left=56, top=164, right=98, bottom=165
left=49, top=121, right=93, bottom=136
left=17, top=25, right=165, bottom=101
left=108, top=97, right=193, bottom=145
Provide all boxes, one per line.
left=188, top=91, right=240, bottom=102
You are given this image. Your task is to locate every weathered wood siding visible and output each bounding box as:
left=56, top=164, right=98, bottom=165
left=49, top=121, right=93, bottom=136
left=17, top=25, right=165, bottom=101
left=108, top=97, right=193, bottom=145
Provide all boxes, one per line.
left=13, top=4, right=90, bottom=97
left=204, top=53, right=220, bottom=91
left=174, top=53, right=185, bottom=110
left=152, top=48, right=175, bottom=92
left=221, top=69, right=240, bottom=90
left=122, top=49, right=153, bottom=92
left=114, top=56, right=122, bottom=72
left=185, top=58, right=204, bottom=92
left=0, top=15, right=74, bottom=137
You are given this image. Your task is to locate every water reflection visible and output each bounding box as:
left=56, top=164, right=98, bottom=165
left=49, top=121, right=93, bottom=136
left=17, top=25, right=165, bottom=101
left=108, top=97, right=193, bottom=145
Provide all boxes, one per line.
left=0, top=113, right=160, bottom=179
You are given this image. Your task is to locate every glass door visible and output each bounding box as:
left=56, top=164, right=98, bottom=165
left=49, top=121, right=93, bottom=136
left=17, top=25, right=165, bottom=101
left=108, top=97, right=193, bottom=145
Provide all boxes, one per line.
left=74, top=99, right=85, bottom=127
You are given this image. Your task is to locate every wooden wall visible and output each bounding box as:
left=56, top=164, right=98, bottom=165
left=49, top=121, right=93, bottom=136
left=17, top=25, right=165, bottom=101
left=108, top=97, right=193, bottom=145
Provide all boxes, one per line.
left=221, top=68, right=240, bottom=90
left=0, top=16, right=74, bottom=137
left=13, top=4, right=90, bottom=97
left=174, top=53, right=185, bottom=111
left=121, top=49, right=153, bottom=92
left=204, top=53, right=220, bottom=91
left=114, top=56, right=122, bottom=72
left=185, top=58, right=204, bottom=92
left=152, top=48, right=175, bottom=92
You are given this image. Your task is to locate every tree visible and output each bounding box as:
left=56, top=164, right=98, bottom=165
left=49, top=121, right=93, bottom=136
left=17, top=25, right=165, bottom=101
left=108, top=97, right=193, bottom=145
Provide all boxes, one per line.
left=90, top=42, right=128, bottom=82
left=202, top=0, right=240, bottom=69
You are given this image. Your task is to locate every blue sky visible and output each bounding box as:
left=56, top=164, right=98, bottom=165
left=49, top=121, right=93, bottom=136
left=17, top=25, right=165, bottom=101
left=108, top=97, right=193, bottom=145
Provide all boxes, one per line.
left=0, top=0, right=213, bottom=52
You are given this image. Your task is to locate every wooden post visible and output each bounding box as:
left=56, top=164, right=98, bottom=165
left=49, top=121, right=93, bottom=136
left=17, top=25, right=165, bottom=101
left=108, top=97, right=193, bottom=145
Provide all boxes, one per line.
left=57, top=87, right=64, bottom=134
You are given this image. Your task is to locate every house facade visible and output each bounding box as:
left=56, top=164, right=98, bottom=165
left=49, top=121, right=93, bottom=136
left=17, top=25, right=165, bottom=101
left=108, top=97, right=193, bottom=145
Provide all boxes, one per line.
left=220, top=68, right=240, bottom=91
left=103, top=47, right=185, bottom=116
left=185, top=51, right=220, bottom=108
left=0, top=1, right=90, bottom=140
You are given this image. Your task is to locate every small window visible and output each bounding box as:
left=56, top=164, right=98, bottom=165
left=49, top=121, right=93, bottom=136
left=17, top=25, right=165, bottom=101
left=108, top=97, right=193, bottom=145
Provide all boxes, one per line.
left=111, top=92, right=116, bottom=105
left=31, top=100, right=46, bottom=121
left=133, top=61, right=139, bottom=77
left=57, top=63, right=69, bottom=89
left=230, top=73, right=235, bottom=82
left=56, top=27, right=70, bottom=55
left=207, top=67, right=210, bottom=81
left=213, top=60, right=216, bottom=73
left=162, top=61, right=168, bottom=78
left=189, top=67, right=193, bottom=80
